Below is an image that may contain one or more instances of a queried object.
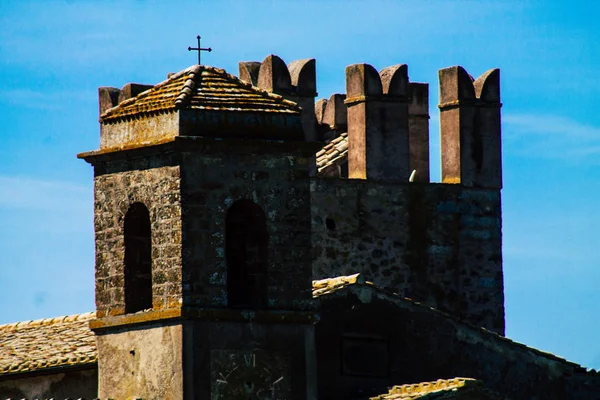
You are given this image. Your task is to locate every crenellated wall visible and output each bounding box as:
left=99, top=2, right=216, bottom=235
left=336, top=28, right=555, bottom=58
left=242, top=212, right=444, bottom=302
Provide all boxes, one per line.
left=345, top=63, right=412, bottom=181
left=315, top=93, right=347, bottom=142
left=309, top=63, right=504, bottom=332
left=240, top=55, right=318, bottom=142
left=439, top=66, right=502, bottom=188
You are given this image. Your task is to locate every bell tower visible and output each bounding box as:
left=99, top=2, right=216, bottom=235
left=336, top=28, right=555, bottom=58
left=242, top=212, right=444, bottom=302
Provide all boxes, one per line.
left=79, top=64, right=319, bottom=399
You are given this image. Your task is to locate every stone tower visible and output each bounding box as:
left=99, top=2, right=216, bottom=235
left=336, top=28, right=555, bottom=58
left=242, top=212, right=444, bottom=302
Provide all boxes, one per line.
left=79, top=65, right=319, bottom=399
left=311, top=63, right=504, bottom=334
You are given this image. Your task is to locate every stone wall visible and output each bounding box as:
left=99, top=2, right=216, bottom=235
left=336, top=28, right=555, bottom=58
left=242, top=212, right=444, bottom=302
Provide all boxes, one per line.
left=0, top=368, right=97, bottom=399
left=96, top=322, right=182, bottom=399
left=311, top=178, right=504, bottom=333
left=179, top=139, right=316, bottom=310
left=316, top=288, right=600, bottom=400
left=100, top=113, right=179, bottom=150
left=186, top=320, right=316, bottom=400
left=93, top=150, right=182, bottom=317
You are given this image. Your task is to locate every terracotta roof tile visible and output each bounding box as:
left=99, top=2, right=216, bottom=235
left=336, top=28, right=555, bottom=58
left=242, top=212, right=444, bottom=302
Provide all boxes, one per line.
left=2, top=275, right=595, bottom=380
left=312, top=273, right=366, bottom=297
left=0, top=312, right=96, bottom=376
left=370, top=378, right=493, bottom=399
left=100, top=65, right=300, bottom=122
left=316, top=132, right=348, bottom=175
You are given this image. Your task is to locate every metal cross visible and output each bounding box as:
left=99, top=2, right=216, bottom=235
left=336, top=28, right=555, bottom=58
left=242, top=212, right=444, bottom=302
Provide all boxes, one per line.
left=188, top=35, right=212, bottom=65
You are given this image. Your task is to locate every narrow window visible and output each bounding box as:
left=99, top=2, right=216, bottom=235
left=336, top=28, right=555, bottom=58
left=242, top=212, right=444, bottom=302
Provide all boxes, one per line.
left=124, top=202, right=152, bottom=313
left=226, top=200, right=268, bottom=309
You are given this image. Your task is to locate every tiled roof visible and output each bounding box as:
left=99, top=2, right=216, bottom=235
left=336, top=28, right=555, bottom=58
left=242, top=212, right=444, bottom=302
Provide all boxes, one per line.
left=0, top=312, right=96, bottom=376
left=1, top=275, right=594, bottom=380
left=312, top=273, right=366, bottom=297
left=370, top=378, right=500, bottom=399
left=100, top=65, right=300, bottom=122
left=315, top=132, right=348, bottom=175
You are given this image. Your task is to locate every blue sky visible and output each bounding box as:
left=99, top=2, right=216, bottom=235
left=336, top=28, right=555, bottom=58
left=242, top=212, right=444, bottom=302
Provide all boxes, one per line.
left=1, top=0, right=599, bottom=369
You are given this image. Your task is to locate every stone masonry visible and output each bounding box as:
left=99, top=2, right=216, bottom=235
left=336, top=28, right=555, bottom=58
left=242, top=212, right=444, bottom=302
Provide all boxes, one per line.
left=246, top=56, right=505, bottom=333
left=74, top=56, right=505, bottom=398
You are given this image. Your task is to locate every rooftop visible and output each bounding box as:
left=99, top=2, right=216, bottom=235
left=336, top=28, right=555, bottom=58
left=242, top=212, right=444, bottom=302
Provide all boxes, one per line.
left=0, top=312, right=96, bottom=376
left=370, top=378, right=501, bottom=399
left=100, top=64, right=301, bottom=122
left=315, top=132, right=348, bottom=175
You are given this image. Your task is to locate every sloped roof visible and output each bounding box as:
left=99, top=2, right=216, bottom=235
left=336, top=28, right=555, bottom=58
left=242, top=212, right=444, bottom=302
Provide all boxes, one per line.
left=0, top=275, right=592, bottom=381
left=370, top=378, right=501, bottom=399
left=100, top=65, right=301, bottom=122
left=316, top=132, right=348, bottom=175
left=314, top=274, right=595, bottom=376
left=0, top=312, right=96, bottom=376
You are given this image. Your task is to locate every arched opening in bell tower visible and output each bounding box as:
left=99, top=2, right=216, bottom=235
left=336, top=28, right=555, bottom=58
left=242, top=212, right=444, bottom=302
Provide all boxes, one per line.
left=226, top=200, right=269, bottom=309
left=124, top=202, right=153, bottom=313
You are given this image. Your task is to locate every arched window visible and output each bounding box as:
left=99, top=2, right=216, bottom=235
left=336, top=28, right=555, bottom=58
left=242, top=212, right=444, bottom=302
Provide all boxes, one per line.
left=124, top=202, right=152, bottom=313
left=226, top=200, right=268, bottom=309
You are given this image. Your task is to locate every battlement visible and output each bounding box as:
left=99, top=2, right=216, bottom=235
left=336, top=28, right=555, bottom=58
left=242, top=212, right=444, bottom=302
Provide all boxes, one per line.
left=344, top=63, right=411, bottom=181
left=315, top=93, right=347, bottom=142
left=96, top=56, right=501, bottom=189
left=240, top=55, right=318, bottom=141
left=333, top=63, right=499, bottom=187
left=98, top=83, right=154, bottom=117
left=439, top=66, right=502, bottom=188
left=234, top=57, right=501, bottom=188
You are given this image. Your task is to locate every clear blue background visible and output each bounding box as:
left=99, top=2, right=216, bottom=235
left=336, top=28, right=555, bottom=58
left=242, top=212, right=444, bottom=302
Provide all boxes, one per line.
left=1, top=0, right=599, bottom=369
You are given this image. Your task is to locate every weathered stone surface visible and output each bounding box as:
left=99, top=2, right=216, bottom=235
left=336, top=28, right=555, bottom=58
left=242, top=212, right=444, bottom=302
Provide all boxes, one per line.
left=98, top=86, right=120, bottom=116
left=242, top=55, right=318, bottom=143
left=117, top=82, right=154, bottom=104
left=439, top=66, right=502, bottom=188
left=100, top=112, right=179, bottom=150
left=96, top=322, right=183, bottom=399
left=238, top=61, right=261, bottom=86
left=345, top=63, right=411, bottom=181
left=179, top=140, right=315, bottom=310
left=322, top=93, right=347, bottom=133
left=311, top=179, right=504, bottom=333
left=93, top=156, right=182, bottom=318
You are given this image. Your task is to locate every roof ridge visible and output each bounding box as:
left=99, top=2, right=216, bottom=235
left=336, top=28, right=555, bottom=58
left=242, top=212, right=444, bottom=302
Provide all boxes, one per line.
left=197, top=65, right=300, bottom=109
left=174, top=65, right=202, bottom=108
left=0, top=311, right=95, bottom=331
